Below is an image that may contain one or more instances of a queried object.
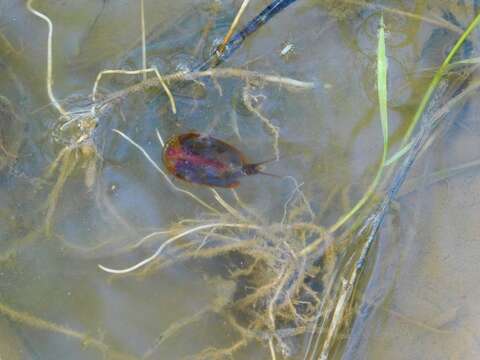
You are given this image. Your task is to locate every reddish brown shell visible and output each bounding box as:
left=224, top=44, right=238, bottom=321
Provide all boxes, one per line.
left=162, top=133, right=256, bottom=188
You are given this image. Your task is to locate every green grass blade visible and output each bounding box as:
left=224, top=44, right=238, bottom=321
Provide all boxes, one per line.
left=449, top=56, right=480, bottom=67
left=403, top=13, right=480, bottom=143
left=377, top=15, right=389, bottom=157
left=328, top=15, right=388, bottom=233
left=385, top=141, right=412, bottom=166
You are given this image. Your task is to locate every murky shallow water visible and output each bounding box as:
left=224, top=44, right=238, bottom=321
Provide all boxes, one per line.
left=1, top=0, right=480, bottom=359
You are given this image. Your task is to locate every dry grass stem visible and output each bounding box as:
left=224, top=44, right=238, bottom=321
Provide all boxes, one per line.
left=92, top=68, right=176, bottom=114
left=218, top=0, right=251, bottom=53
left=318, top=278, right=352, bottom=360
left=26, top=0, right=69, bottom=117
left=155, top=128, right=165, bottom=147
left=268, top=337, right=277, bottom=360
left=98, top=222, right=261, bottom=274
left=140, top=0, right=147, bottom=81
left=99, top=68, right=314, bottom=109
left=210, top=188, right=246, bottom=221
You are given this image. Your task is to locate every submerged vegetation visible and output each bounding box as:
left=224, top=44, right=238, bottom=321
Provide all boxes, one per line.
left=0, top=0, right=480, bottom=358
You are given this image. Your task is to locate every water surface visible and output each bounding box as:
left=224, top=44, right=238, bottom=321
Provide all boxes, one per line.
left=0, top=1, right=479, bottom=359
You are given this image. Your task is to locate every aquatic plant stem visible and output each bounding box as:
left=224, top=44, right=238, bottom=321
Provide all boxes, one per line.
left=342, top=0, right=463, bottom=34
left=321, top=91, right=442, bottom=357
left=210, top=188, right=246, bottom=221
left=269, top=337, right=277, bottom=360
left=0, top=300, right=134, bottom=359
left=386, top=13, right=480, bottom=167
left=197, top=0, right=297, bottom=70
left=318, top=278, right=351, bottom=360
left=45, top=148, right=78, bottom=235
left=310, top=96, right=446, bottom=357
left=327, top=15, right=388, bottom=234
left=92, top=67, right=176, bottom=114
left=313, top=15, right=480, bottom=357
left=143, top=306, right=212, bottom=358
left=325, top=11, right=480, bottom=234
left=98, top=222, right=261, bottom=274
left=0, top=31, right=20, bottom=57
left=99, top=68, right=314, bottom=106
left=26, top=0, right=69, bottom=117
left=403, top=12, right=480, bottom=143
left=218, top=0, right=252, bottom=54
left=140, top=0, right=147, bottom=81
left=242, top=86, right=280, bottom=160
